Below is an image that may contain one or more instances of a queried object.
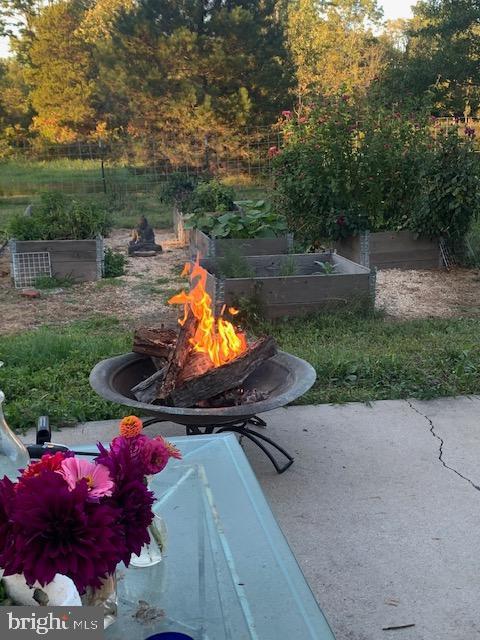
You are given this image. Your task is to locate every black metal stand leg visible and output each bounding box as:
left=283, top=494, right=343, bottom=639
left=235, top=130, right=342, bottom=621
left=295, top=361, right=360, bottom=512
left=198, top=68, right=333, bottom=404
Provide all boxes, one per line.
left=216, top=425, right=294, bottom=474
left=142, top=417, right=167, bottom=429
left=248, top=416, right=267, bottom=429
left=141, top=415, right=294, bottom=474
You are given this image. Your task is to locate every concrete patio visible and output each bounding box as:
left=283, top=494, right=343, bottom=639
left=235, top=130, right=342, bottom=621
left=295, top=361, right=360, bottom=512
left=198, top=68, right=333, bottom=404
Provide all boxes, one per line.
left=30, top=395, right=480, bottom=640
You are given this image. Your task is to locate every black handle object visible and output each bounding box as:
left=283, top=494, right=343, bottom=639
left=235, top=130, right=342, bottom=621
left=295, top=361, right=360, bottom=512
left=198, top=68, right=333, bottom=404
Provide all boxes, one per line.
left=26, top=443, right=96, bottom=459
left=36, top=416, right=51, bottom=445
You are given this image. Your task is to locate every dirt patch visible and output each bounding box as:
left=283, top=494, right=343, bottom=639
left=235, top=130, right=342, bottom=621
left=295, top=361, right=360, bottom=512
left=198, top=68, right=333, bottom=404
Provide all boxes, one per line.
left=376, top=267, right=480, bottom=319
left=0, top=229, right=188, bottom=334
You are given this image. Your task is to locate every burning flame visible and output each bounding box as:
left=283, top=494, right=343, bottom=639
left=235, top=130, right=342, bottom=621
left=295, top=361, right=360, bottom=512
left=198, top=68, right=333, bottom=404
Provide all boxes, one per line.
left=168, top=261, right=247, bottom=367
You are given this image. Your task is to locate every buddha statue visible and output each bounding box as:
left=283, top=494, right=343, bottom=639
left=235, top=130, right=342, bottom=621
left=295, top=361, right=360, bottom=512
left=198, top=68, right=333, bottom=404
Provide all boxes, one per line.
left=128, top=215, right=163, bottom=255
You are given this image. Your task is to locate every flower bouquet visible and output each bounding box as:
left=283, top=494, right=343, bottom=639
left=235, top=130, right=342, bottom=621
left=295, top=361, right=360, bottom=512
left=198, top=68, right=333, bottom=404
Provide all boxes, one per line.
left=0, top=416, right=181, bottom=627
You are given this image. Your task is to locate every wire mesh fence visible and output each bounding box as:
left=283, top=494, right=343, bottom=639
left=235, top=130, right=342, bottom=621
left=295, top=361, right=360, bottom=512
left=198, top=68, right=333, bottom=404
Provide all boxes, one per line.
left=0, top=129, right=279, bottom=199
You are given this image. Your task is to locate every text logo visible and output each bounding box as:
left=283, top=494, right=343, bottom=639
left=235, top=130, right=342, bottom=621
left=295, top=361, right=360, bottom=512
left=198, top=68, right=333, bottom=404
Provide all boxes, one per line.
left=0, top=607, right=103, bottom=639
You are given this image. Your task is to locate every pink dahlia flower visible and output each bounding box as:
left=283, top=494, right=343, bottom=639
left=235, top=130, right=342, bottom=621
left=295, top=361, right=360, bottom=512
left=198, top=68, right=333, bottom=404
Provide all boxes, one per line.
left=59, top=457, right=114, bottom=499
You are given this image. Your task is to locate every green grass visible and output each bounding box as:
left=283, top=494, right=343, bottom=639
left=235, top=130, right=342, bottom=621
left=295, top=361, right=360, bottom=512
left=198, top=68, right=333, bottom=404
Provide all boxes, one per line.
left=0, top=159, right=163, bottom=196
left=259, top=313, right=480, bottom=405
left=0, top=316, right=131, bottom=432
left=1, top=312, right=480, bottom=432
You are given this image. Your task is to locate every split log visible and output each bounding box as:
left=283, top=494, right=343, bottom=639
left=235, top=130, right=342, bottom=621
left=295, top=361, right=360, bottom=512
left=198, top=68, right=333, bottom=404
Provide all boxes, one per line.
left=133, top=327, right=177, bottom=359
left=131, top=366, right=167, bottom=404
left=167, top=336, right=277, bottom=407
left=156, top=314, right=197, bottom=401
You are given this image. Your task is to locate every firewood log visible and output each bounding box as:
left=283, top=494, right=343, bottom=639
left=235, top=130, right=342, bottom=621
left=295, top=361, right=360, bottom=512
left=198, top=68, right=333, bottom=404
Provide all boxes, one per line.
left=167, top=336, right=277, bottom=407
left=133, top=327, right=177, bottom=359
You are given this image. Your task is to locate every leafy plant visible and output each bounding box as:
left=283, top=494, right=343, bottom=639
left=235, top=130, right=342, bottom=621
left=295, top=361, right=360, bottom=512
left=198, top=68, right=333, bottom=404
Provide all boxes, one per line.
left=215, top=250, right=255, bottom=278
left=7, top=191, right=112, bottom=240
left=279, top=255, right=297, bottom=276
left=34, top=274, right=74, bottom=289
left=104, top=248, right=126, bottom=278
left=186, top=198, right=287, bottom=239
left=411, top=131, right=480, bottom=241
left=313, top=260, right=336, bottom=275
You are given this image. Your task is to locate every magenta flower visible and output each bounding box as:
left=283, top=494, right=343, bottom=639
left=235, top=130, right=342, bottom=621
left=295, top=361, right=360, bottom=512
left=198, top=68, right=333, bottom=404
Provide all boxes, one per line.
left=0, top=476, right=15, bottom=553
left=268, top=145, right=279, bottom=158
left=59, top=458, right=114, bottom=499
left=0, top=471, right=126, bottom=593
left=282, top=110, right=292, bottom=118
left=141, top=436, right=181, bottom=475
left=96, top=439, right=155, bottom=561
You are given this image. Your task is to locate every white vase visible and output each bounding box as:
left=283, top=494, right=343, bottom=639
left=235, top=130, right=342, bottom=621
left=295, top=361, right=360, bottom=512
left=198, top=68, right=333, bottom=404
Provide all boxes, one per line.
left=129, top=514, right=166, bottom=568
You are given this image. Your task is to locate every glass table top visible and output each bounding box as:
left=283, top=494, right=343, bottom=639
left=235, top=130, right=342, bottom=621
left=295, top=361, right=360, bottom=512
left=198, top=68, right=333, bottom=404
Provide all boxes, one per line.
left=79, top=434, right=335, bottom=640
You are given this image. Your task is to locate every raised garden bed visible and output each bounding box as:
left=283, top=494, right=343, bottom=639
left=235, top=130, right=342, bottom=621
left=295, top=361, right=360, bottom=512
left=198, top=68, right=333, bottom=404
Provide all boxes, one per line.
left=199, top=251, right=374, bottom=319
left=10, top=238, right=104, bottom=286
left=334, top=231, right=442, bottom=270
left=190, top=228, right=293, bottom=259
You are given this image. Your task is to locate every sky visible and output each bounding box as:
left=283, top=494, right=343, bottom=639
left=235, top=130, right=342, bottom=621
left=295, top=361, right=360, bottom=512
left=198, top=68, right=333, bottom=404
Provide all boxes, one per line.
left=381, top=0, right=416, bottom=21
left=0, top=1, right=417, bottom=59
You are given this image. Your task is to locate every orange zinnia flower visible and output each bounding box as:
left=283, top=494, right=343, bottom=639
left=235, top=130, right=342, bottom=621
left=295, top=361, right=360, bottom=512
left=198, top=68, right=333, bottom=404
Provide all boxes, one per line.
left=119, top=415, right=143, bottom=438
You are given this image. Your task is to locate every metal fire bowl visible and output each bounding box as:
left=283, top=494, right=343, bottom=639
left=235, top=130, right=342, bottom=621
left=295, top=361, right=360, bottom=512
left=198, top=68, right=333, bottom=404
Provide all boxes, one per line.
left=89, top=351, right=316, bottom=426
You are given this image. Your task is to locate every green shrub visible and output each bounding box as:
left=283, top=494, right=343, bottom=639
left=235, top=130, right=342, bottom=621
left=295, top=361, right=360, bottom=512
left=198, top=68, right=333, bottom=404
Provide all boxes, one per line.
left=273, top=94, right=437, bottom=243
left=7, top=191, right=112, bottom=240
left=411, top=131, right=480, bottom=241
left=464, top=218, right=480, bottom=267
left=183, top=179, right=235, bottom=215
left=104, top=247, right=126, bottom=278
left=159, top=172, right=198, bottom=204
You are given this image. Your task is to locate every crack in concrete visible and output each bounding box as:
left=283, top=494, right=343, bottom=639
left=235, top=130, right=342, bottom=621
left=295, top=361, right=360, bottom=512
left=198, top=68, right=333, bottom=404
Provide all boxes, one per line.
left=406, top=400, right=480, bottom=493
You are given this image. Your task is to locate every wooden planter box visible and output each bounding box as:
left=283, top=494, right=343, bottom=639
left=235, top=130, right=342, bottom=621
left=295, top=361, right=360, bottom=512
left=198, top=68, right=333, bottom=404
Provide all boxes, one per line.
left=199, top=251, right=374, bottom=319
left=190, top=228, right=294, bottom=259
left=10, top=238, right=104, bottom=286
left=334, top=231, right=442, bottom=270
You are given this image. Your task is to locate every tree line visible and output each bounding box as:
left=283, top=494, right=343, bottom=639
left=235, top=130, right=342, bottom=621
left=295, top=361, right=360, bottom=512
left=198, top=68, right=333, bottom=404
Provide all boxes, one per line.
left=0, top=0, right=479, bottom=155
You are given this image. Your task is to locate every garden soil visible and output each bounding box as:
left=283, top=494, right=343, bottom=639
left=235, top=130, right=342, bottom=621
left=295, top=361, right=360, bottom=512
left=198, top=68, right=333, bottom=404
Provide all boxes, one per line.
left=0, top=229, right=187, bottom=334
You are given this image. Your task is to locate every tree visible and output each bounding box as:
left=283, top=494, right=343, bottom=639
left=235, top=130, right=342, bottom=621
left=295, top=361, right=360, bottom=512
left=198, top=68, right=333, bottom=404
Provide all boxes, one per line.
left=384, top=0, right=480, bottom=116
left=286, top=0, right=385, bottom=101
left=26, top=1, right=98, bottom=142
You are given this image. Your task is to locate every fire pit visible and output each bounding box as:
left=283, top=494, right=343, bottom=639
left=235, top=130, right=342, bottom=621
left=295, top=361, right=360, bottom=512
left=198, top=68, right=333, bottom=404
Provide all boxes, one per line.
left=90, top=259, right=317, bottom=473
left=90, top=351, right=315, bottom=473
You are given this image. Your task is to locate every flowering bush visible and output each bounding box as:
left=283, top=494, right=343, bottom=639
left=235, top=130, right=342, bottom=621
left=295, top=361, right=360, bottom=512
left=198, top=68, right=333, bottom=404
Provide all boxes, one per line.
left=0, top=416, right=180, bottom=594
left=272, top=94, right=479, bottom=244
